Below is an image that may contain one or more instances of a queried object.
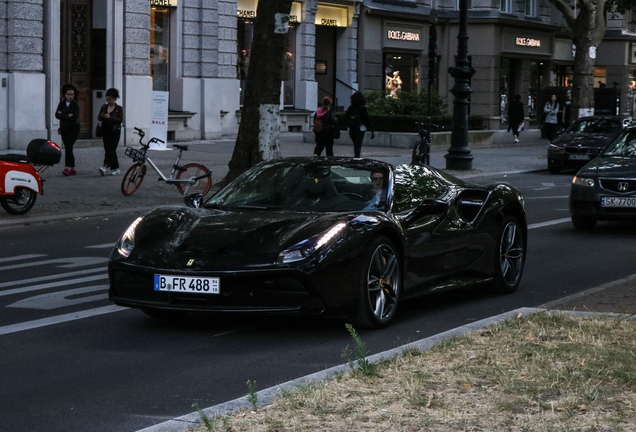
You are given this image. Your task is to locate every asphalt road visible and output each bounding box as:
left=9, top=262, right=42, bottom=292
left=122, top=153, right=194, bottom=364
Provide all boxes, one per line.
left=1, top=170, right=636, bottom=432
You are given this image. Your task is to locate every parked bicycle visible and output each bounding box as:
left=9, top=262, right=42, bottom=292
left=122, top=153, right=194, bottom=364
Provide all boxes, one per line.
left=412, top=122, right=444, bottom=165
left=121, top=127, right=212, bottom=196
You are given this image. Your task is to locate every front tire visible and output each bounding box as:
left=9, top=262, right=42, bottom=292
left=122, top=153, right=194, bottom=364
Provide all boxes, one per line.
left=0, top=188, right=37, bottom=215
left=176, top=163, right=212, bottom=196
left=121, top=163, right=146, bottom=196
left=489, top=215, right=525, bottom=294
left=571, top=216, right=597, bottom=230
left=352, top=236, right=401, bottom=329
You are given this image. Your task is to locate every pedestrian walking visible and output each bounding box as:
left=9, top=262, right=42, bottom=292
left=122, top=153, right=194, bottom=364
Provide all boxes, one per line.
left=313, top=96, right=338, bottom=156
left=97, top=88, right=124, bottom=176
left=563, top=89, right=572, bottom=128
left=55, top=84, right=80, bottom=176
left=543, top=94, right=559, bottom=142
left=507, top=94, right=525, bottom=143
left=345, top=91, right=375, bottom=158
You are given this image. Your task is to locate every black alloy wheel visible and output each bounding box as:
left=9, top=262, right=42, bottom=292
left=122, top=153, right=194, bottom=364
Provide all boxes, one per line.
left=353, top=236, right=401, bottom=329
left=0, top=187, right=37, bottom=215
left=489, top=215, right=525, bottom=294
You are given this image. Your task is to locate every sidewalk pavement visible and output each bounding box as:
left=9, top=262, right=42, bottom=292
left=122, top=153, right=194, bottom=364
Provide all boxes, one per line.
left=2, top=129, right=634, bottom=315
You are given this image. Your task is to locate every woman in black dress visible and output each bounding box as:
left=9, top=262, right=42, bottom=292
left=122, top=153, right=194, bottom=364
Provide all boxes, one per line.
left=55, top=84, right=80, bottom=176
left=97, top=88, right=124, bottom=175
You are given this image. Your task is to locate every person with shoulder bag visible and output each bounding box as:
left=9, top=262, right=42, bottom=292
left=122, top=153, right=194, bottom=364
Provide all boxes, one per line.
left=313, top=96, right=338, bottom=157
left=55, top=84, right=81, bottom=176
left=97, top=88, right=124, bottom=175
left=346, top=91, right=375, bottom=158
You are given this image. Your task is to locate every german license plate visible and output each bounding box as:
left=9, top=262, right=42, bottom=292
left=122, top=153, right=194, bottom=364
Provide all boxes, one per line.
left=601, top=197, right=636, bottom=208
left=154, top=274, right=220, bottom=294
left=569, top=154, right=590, bottom=160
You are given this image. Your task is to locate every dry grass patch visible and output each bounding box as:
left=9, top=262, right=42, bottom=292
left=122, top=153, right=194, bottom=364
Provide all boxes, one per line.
left=192, top=313, right=636, bottom=431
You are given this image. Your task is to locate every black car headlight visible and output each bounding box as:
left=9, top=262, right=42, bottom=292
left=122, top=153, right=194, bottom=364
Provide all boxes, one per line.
left=278, top=223, right=346, bottom=263
left=572, top=176, right=595, bottom=187
left=116, top=216, right=144, bottom=258
left=548, top=144, right=562, bottom=151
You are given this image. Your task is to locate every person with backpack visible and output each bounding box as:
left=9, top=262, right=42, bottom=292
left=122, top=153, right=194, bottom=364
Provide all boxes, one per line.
left=313, top=96, right=338, bottom=156
left=346, top=91, right=374, bottom=158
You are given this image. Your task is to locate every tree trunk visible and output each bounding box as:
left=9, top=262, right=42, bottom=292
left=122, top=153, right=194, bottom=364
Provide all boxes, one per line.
left=223, top=0, right=293, bottom=185
left=571, top=9, right=597, bottom=120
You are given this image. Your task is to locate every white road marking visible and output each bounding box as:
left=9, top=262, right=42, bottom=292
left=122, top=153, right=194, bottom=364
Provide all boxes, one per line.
left=528, top=218, right=571, bottom=229
left=7, top=285, right=108, bottom=310
left=0, top=305, right=127, bottom=336
left=0, top=254, right=48, bottom=263
left=0, top=274, right=107, bottom=297
left=85, top=243, right=117, bottom=249
left=0, top=257, right=108, bottom=271
left=541, top=182, right=556, bottom=187
left=0, top=267, right=106, bottom=289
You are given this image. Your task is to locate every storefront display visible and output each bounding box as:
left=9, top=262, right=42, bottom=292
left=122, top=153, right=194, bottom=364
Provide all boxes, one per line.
left=150, top=6, right=171, bottom=91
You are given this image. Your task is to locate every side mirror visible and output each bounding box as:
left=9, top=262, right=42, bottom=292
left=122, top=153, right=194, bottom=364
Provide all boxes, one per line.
left=184, top=193, right=204, bottom=208
left=403, top=199, right=448, bottom=226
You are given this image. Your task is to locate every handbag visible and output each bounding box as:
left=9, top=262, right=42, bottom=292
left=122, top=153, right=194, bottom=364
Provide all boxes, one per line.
left=95, top=122, right=103, bottom=138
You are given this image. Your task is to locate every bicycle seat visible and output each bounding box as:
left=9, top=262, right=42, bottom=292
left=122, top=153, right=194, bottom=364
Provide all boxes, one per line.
left=173, top=144, right=188, bottom=151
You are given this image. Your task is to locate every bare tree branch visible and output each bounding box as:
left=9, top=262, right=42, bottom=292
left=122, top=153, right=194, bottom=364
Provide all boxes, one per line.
left=549, top=0, right=577, bottom=29
left=593, top=0, right=608, bottom=45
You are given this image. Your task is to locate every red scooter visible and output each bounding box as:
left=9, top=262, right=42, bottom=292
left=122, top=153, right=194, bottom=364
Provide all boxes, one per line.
left=0, top=139, right=61, bottom=215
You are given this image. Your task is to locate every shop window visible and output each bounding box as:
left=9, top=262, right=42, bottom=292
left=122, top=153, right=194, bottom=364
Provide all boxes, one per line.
left=554, top=65, right=573, bottom=87
left=238, top=19, right=296, bottom=106
left=594, top=67, right=607, bottom=88
left=150, top=7, right=170, bottom=91
left=384, top=53, right=419, bottom=97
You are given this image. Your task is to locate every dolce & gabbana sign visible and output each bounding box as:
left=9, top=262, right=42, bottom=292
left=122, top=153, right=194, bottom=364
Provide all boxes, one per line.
left=383, top=22, right=424, bottom=50
left=502, top=29, right=552, bottom=55
left=516, top=37, right=541, bottom=47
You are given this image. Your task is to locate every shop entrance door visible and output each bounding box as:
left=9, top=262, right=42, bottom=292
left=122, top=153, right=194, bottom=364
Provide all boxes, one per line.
left=60, top=0, right=92, bottom=139
left=315, top=26, right=337, bottom=107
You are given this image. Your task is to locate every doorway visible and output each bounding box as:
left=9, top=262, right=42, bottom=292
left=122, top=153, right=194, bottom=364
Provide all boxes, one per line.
left=60, top=0, right=93, bottom=139
left=315, top=26, right=337, bottom=107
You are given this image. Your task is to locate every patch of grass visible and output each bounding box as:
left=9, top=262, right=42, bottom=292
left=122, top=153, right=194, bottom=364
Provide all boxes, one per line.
left=191, top=313, right=636, bottom=432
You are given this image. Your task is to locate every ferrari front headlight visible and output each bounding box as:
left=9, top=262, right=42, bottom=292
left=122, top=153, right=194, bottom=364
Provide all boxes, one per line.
left=116, top=216, right=143, bottom=257
left=278, top=223, right=346, bottom=263
left=572, top=176, right=595, bottom=187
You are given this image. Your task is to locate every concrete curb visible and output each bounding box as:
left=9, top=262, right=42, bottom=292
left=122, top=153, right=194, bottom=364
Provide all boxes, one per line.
left=135, top=306, right=635, bottom=432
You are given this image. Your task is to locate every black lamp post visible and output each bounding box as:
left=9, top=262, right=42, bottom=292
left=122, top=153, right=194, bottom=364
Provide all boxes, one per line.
left=445, top=0, right=475, bottom=170
left=427, top=8, right=438, bottom=160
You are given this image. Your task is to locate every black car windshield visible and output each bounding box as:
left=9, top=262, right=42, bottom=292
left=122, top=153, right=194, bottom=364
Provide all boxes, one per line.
left=205, top=162, right=389, bottom=212
left=604, top=129, right=636, bottom=156
left=566, top=118, right=623, bottom=135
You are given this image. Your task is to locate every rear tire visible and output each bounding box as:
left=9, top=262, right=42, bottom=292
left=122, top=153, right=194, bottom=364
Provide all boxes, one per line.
left=121, top=163, right=146, bottom=196
left=488, top=215, right=525, bottom=294
left=571, top=216, right=597, bottom=230
left=0, top=188, right=37, bottom=215
left=351, top=236, right=401, bottom=329
left=176, top=163, right=212, bottom=195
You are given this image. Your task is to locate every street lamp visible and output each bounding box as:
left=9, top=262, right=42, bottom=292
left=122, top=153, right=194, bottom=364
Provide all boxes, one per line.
left=445, top=0, right=475, bottom=170
left=427, top=8, right=438, bottom=164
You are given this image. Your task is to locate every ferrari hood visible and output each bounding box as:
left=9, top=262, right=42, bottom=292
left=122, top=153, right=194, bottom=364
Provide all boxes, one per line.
left=581, top=156, right=636, bottom=178
left=130, top=206, right=353, bottom=268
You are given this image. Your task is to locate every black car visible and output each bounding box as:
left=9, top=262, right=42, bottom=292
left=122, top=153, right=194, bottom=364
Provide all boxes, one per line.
left=547, top=115, right=632, bottom=174
left=570, top=127, right=636, bottom=229
left=109, top=158, right=527, bottom=328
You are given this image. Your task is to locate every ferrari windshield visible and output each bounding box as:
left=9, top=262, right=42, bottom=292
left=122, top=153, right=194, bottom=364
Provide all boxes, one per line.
left=604, top=129, right=636, bottom=157
left=206, top=161, right=390, bottom=212
left=565, top=118, right=624, bottom=135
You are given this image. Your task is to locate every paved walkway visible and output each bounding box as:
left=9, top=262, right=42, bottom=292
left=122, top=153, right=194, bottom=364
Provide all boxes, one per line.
left=0, top=130, right=548, bottom=223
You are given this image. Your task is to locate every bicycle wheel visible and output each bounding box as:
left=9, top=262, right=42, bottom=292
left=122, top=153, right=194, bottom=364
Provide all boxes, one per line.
left=0, top=188, right=37, bottom=215
left=121, top=163, right=147, bottom=196
left=176, top=163, right=211, bottom=195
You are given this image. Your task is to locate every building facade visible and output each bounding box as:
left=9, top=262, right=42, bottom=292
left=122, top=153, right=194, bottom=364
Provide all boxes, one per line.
left=3, top=0, right=636, bottom=151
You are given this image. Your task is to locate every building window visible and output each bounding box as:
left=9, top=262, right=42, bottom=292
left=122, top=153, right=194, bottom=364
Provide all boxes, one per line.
left=238, top=19, right=296, bottom=106
left=525, top=0, right=537, bottom=16
left=150, top=7, right=170, bottom=91
left=384, top=53, right=419, bottom=97
left=595, top=66, right=607, bottom=87
left=501, top=0, right=512, bottom=13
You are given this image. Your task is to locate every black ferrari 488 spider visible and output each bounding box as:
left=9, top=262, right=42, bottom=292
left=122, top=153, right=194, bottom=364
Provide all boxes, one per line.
left=109, top=158, right=526, bottom=328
